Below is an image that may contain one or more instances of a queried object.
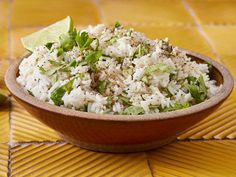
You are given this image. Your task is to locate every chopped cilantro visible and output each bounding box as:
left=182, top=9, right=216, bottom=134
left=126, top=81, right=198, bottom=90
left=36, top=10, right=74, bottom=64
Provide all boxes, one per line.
left=162, top=102, right=190, bottom=112
left=205, top=62, right=213, bottom=73
left=145, top=63, right=174, bottom=74
left=185, top=75, right=208, bottom=103
left=69, top=60, right=78, bottom=67
left=118, top=95, right=131, bottom=106
left=48, top=60, right=63, bottom=67
left=45, top=42, right=54, bottom=50
left=39, top=66, right=46, bottom=74
left=141, top=75, right=149, bottom=85
left=59, top=29, right=77, bottom=52
left=80, top=50, right=102, bottom=71
left=97, top=80, right=107, bottom=94
left=57, top=47, right=64, bottom=57
left=50, top=79, right=75, bottom=106
left=133, top=44, right=149, bottom=58
left=123, top=106, right=145, bottom=115
left=76, top=31, right=93, bottom=50
left=114, top=21, right=121, bottom=28
left=106, top=96, right=113, bottom=108
left=149, top=104, right=159, bottom=110
left=27, top=90, right=34, bottom=97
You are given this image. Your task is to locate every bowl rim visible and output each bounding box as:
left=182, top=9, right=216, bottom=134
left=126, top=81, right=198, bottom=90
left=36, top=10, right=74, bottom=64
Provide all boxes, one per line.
left=5, top=49, right=234, bottom=122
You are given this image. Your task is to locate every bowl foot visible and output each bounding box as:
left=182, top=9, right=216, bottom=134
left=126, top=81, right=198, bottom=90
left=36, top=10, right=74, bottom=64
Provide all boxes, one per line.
left=58, top=133, right=177, bottom=153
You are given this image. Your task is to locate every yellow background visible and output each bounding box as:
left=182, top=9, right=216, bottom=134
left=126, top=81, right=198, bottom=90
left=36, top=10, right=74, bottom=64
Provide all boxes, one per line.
left=0, top=0, right=236, bottom=176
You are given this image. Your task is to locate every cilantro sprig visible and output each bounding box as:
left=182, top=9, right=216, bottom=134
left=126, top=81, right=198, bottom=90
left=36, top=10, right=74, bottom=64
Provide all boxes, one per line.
left=185, top=75, right=208, bottom=103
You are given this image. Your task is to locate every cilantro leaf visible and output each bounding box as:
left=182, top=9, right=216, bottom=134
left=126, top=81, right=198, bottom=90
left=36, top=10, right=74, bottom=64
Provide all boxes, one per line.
left=145, top=63, right=174, bottom=74
left=50, top=87, right=66, bottom=106
left=76, top=31, right=93, bottom=50
left=185, top=75, right=208, bottom=103
left=50, top=79, right=75, bottom=106
left=97, top=80, right=107, bottom=94
left=45, top=42, right=54, bottom=50
left=162, top=102, right=190, bottom=112
left=118, top=95, right=131, bottom=106
left=141, top=75, right=149, bottom=85
left=114, top=21, right=121, bottom=28
left=106, top=96, right=113, bottom=108
left=80, top=50, right=102, bottom=71
left=123, top=106, right=145, bottom=115
left=63, top=79, right=75, bottom=94
left=59, top=31, right=77, bottom=52
left=39, top=66, right=46, bottom=74
left=133, top=44, right=149, bottom=58
left=27, top=90, right=34, bottom=97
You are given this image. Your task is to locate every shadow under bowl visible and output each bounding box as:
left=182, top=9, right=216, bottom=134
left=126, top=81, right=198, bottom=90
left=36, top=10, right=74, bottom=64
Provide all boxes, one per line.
left=5, top=49, right=234, bottom=153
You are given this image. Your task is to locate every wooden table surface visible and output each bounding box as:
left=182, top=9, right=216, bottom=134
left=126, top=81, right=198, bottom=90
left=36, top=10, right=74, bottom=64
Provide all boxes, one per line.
left=0, top=0, right=236, bottom=176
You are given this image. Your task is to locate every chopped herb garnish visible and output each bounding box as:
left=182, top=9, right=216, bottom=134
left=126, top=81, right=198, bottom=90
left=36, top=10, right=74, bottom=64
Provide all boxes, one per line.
left=80, top=50, right=102, bottom=71
left=123, top=106, right=145, bottom=115
left=97, top=80, right=107, bottom=94
left=106, top=96, right=113, bottom=108
left=133, top=44, right=149, bottom=58
left=39, top=66, right=46, bottom=74
left=50, top=87, right=66, bottom=106
left=118, top=95, right=131, bottom=106
left=205, top=62, right=213, bottom=73
left=57, top=47, right=64, bottom=57
left=185, top=75, right=208, bottom=103
left=50, top=79, right=75, bottom=105
left=45, top=42, right=54, bottom=50
left=76, top=31, right=93, bottom=50
left=149, top=104, right=159, bottom=110
left=114, top=21, right=121, bottom=28
left=69, top=60, right=78, bottom=67
left=145, top=63, right=175, bottom=75
left=141, top=75, right=149, bottom=85
left=27, top=90, right=34, bottom=97
left=59, top=28, right=77, bottom=52
left=48, top=60, right=63, bottom=67
left=162, top=102, right=190, bottom=112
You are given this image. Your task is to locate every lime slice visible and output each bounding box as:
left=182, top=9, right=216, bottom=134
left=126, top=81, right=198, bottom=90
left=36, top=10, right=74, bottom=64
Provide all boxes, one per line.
left=21, top=16, right=73, bottom=51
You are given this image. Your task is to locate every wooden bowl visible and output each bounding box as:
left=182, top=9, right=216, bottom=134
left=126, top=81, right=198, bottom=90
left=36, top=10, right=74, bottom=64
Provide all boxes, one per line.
left=5, top=49, right=234, bottom=153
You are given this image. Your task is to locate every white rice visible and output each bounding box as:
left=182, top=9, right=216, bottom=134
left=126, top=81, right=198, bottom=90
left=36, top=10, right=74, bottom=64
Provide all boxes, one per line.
left=17, top=24, right=222, bottom=115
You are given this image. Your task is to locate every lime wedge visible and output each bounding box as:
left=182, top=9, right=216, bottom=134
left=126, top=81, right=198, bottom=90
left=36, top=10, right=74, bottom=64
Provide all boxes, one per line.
left=21, top=16, right=73, bottom=51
